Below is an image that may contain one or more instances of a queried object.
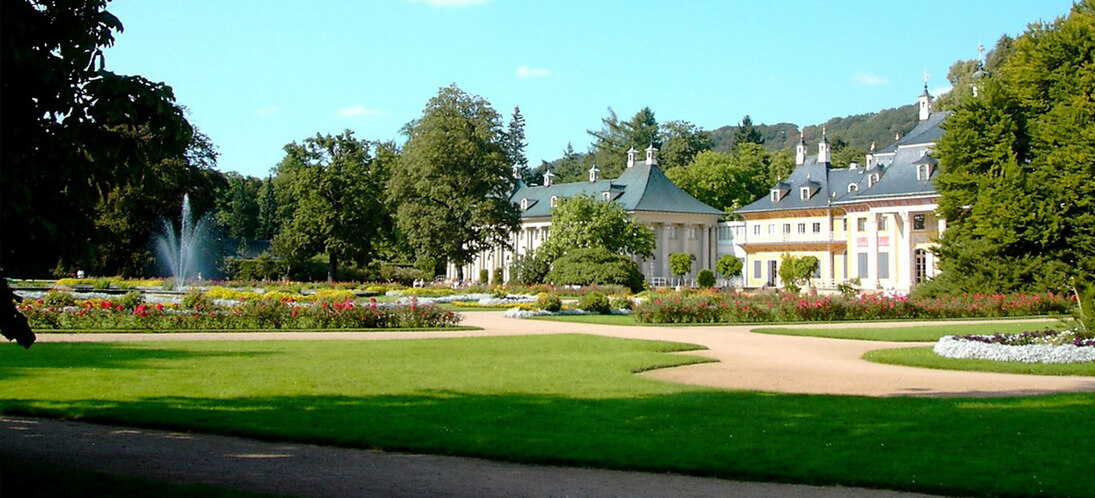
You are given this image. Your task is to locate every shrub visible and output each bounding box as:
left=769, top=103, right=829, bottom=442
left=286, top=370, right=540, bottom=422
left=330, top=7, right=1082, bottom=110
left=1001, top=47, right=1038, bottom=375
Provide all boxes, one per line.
left=697, top=269, right=716, bottom=288
left=478, top=269, right=489, bottom=285
left=509, top=251, right=551, bottom=285
left=537, top=292, right=562, bottom=312
left=118, top=291, right=144, bottom=310
left=578, top=291, right=610, bottom=314
left=669, top=253, right=692, bottom=283
left=181, top=290, right=211, bottom=310
left=43, top=290, right=76, bottom=307
left=715, top=255, right=743, bottom=282
left=225, top=255, right=288, bottom=281
left=610, top=296, right=632, bottom=311
left=92, top=278, right=111, bottom=290
left=545, top=247, right=645, bottom=293
left=492, top=267, right=505, bottom=285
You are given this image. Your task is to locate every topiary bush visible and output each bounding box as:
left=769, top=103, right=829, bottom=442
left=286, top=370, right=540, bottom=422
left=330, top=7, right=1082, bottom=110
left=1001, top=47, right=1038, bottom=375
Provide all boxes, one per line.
left=492, top=267, right=505, bottom=285
left=478, top=268, right=489, bottom=285
left=697, top=269, right=716, bottom=288
left=578, top=291, right=610, bottom=314
left=544, top=247, right=645, bottom=293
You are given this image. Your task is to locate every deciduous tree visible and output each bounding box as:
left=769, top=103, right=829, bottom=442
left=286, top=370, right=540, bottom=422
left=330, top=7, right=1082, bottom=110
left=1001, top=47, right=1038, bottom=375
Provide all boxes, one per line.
left=389, top=85, right=520, bottom=281
left=538, top=195, right=655, bottom=262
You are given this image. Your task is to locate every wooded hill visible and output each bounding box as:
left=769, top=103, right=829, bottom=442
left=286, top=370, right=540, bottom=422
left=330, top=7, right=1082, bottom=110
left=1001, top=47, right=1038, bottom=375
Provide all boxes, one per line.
left=709, top=103, right=920, bottom=153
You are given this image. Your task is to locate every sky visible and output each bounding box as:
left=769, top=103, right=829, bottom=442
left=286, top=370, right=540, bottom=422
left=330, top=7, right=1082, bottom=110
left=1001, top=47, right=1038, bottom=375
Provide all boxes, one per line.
left=102, top=0, right=1077, bottom=179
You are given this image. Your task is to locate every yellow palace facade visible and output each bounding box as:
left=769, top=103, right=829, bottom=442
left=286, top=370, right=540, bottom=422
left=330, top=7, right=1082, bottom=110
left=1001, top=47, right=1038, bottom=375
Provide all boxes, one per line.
left=733, top=87, right=946, bottom=293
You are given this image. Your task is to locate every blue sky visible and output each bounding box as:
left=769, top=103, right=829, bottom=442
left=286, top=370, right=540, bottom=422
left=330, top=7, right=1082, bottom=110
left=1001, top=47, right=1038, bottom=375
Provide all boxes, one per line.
left=103, top=0, right=1076, bottom=178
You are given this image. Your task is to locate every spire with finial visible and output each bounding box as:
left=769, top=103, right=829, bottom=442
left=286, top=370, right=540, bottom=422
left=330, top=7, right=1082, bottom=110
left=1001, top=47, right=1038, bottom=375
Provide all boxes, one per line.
left=972, top=42, right=989, bottom=97
left=817, top=127, right=831, bottom=164
left=918, top=69, right=933, bottom=121
left=795, top=130, right=808, bottom=166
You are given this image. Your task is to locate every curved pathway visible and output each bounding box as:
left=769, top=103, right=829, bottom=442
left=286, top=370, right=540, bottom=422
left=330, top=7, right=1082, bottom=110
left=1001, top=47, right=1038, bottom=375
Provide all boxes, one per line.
left=34, top=313, right=1095, bottom=397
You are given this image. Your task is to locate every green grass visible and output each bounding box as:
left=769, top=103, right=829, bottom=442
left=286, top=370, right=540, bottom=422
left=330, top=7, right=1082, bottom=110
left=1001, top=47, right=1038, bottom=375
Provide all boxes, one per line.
left=1, top=337, right=1093, bottom=497
left=0, top=458, right=283, bottom=498
left=33, top=326, right=481, bottom=334
left=752, top=320, right=1062, bottom=341
left=864, top=346, right=1095, bottom=376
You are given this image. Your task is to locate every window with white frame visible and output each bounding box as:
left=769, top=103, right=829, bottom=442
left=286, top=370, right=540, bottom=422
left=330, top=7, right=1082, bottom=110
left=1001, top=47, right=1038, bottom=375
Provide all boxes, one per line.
left=800, top=187, right=810, bottom=200
left=812, top=222, right=821, bottom=233
left=878, top=216, right=888, bottom=230
left=768, top=223, right=775, bottom=234
left=783, top=223, right=791, bottom=234
left=520, top=198, right=528, bottom=211
left=857, top=218, right=867, bottom=232
left=550, top=196, right=558, bottom=208
left=718, top=226, right=732, bottom=240
left=848, top=183, right=859, bottom=193
left=601, top=192, right=611, bottom=202
left=753, top=224, right=761, bottom=236
left=797, top=223, right=806, bottom=234
left=913, top=214, right=926, bottom=230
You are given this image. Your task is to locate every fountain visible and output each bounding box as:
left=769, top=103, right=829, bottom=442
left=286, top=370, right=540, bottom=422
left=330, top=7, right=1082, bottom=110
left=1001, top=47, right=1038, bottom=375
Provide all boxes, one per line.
left=155, top=195, right=212, bottom=289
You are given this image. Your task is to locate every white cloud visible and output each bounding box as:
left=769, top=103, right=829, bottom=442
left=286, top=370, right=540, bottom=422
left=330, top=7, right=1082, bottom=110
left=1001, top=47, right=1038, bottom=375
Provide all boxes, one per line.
left=933, top=85, right=953, bottom=97
left=852, top=72, right=888, bottom=87
left=516, top=65, right=551, bottom=79
left=254, top=106, right=280, bottom=116
left=414, top=0, right=487, bottom=6
left=336, top=106, right=386, bottom=118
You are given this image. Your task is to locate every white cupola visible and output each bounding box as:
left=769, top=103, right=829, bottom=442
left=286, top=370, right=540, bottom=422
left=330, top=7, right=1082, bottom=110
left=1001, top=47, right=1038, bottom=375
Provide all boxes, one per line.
left=919, top=70, right=933, bottom=121
left=817, top=127, right=831, bottom=165
left=865, top=141, right=876, bottom=168
left=645, top=144, right=658, bottom=166
left=543, top=169, right=555, bottom=187
left=626, top=147, right=637, bottom=168
left=795, top=133, right=808, bottom=166
left=589, top=164, right=600, bottom=182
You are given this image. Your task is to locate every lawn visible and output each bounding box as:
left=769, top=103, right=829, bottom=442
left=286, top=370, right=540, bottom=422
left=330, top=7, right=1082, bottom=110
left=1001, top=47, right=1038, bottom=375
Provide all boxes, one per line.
left=864, top=346, right=1095, bottom=376
left=752, top=320, right=1063, bottom=341
left=1, top=336, right=1093, bottom=497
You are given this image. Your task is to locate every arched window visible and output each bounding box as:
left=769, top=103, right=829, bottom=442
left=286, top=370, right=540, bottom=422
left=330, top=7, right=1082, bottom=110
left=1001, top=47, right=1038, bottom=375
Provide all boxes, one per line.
left=848, top=183, right=859, bottom=193
left=520, top=198, right=529, bottom=210
left=550, top=196, right=559, bottom=208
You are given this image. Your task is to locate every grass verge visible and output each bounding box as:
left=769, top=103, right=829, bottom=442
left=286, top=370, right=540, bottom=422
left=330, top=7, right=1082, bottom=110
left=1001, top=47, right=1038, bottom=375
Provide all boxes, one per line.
left=752, top=320, right=1062, bottom=342
left=1, top=336, right=1093, bottom=497
left=864, top=346, right=1095, bottom=376
left=32, top=326, right=481, bottom=334
left=0, top=458, right=283, bottom=498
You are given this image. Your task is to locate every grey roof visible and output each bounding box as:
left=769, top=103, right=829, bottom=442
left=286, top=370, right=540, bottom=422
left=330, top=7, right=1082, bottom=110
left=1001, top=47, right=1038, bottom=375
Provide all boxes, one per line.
left=512, top=162, right=723, bottom=219
left=877, top=111, right=949, bottom=153
left=735, top=111, right=946, bottom=215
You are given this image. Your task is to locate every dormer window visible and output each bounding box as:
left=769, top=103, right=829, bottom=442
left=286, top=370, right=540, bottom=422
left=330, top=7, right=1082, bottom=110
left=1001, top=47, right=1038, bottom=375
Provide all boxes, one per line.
left=771, top=190, right=780, bottom=202
left=917, top=164, right=933, bottom=181
left=520, top=198, right=529, bottom=211
left=601, top=192, right=611, bottom=202
left=800, top=187, right=810, bottom=200
left=550, top=196, right=559, bottom=208
left=848, top=184, right=859, bottom=193
left=867, top=173, right=880, bottom=188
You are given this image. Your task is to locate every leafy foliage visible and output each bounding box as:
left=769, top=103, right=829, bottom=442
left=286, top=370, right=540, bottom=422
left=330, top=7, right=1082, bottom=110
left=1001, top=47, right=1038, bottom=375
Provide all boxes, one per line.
left=778, top=254, right=819, bottom=293
left=538, top=195, right=655, bottom=262
left=930, top=1, right=1095, bottom=293
left=272, top=131, right=392, bottom=282
left=390, top=85, right=520, bottom=280
left=664, top=147, right=771, bottom=213
left=578, top=291, right=611, bottom=314
left=545, top=248, right=645, bottom=292
left=669, top=253, right=692, bottom=278
left=697, top=269, right=716, bottom=288
left=716, top=255, right=743, bottom=279
left=509, top=251, right=552, bottom=285
left=1, top=0, right=200, bottom=276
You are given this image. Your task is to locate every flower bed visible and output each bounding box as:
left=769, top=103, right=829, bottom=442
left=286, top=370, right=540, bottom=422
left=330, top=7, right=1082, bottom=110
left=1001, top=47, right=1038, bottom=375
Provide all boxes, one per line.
left=18, top=297, right=461, bottom=331
left=934, top=330, right=1095, bottom=363
left=631, top=291, right=1073, bottom=324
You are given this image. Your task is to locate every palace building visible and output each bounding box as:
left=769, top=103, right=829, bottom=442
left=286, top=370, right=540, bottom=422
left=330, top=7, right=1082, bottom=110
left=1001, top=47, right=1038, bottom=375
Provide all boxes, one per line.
left=447, top=145, right=724, bottom=285
left=732, top=85, right=947, bottom=293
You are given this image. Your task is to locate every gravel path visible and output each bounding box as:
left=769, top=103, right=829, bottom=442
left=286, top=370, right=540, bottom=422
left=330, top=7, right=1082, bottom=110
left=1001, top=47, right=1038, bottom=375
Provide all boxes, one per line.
left=1, top=416, right=938, bottom=498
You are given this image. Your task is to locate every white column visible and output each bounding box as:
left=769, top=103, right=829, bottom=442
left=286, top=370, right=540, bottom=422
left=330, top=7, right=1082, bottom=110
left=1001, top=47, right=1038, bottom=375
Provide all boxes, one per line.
left=900, top=212, right=912, bottom=291
left=661, top=223, right=671, bottom=280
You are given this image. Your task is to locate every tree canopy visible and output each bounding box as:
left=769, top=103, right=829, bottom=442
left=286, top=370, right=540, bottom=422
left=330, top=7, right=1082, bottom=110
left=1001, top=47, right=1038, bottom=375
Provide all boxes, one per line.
left=538, top=195, right=655, bottom=262
left=1, top=0, right=198, bottom=276
left=272, top=132, right=393, bottom=282
left=389, top=85, right=520, bottom=279
left=929, top=0, right=1095, bottom=293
